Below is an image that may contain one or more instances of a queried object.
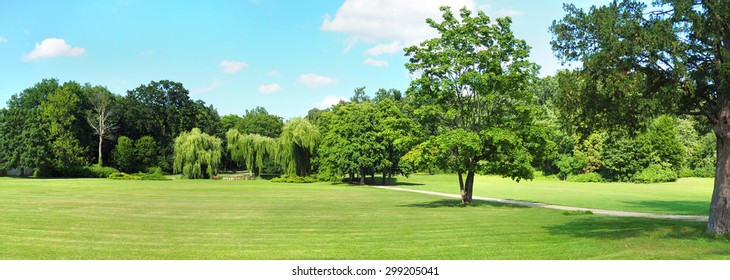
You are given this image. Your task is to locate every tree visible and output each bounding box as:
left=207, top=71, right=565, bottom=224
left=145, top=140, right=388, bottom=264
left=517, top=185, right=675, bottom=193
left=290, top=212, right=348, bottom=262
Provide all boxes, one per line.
left=318, top=101, right=385, bottom=184
left=403, top=7, right=542, bottom=203
left=550, top=0, right=730, bottom=234
left=236, top=107, right=283, bottom=138
left=112, top=136, right=136, bottom=173
left=173, top=128, right=222, bottom=179
left=135, top=135, right=159, bottom=170
left=277, top=118, right=320, bottom=177
left=87, top=88, right=116, bottom=166
left=226, top=129, right=276, bottom=176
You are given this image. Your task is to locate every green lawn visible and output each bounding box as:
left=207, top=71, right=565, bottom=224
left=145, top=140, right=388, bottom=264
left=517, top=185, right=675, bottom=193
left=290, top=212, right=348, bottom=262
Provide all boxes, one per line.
left=395, top=174, right=714, bottom=216
left=0, top=177, right=727, bottom=259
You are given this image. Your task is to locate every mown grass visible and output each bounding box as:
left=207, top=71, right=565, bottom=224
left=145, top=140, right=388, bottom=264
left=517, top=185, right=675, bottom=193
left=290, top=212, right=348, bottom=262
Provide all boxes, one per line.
left=395, top=174, right=713, bottom=216
left=0, top=177, right=727, bottom=259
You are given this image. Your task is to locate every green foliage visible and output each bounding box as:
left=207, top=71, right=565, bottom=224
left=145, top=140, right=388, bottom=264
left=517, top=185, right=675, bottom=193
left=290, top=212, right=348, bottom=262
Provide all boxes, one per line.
left=277, top=117, right=320, bottom=177
left=226, top=129, right=276, bottom=176
left=561, top=210, right=593, bottom=216
left=270, top=175, right=318, bottom=183
left=135, top=135, right=159, bottom=170
left=108, top=172, right=140, bottom=180
left=601, top=133, right=645, bottom=182
left=112, top=136, right=137, bottom=173
left=84, top=165, right=120, bottom=178
left=317, top=101, right=385, bottom=183
left=566, top=172, right=604, bottom=183
left=403, top=6, right=543, bottom=196
left=638, top=116, right=684, bottom=171
left=173, top=128, right=222, bottom=179
left=632, top=164, right=678, bottom=184
left=235, top=107, right=284, bottom=138
left=573, top=132, right=604, bottom=174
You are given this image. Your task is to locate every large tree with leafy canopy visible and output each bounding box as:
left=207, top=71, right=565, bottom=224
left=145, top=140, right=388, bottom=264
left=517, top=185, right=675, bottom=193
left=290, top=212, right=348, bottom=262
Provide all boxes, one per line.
left=226, top=129, right=276, bottom=176
left=403, top=6, right=544, bottom=204
left=173, top=128, right=222, bottom=179
left=550, top=0, right=730, bottom=235
left=277, top=117, right=320, bottom=177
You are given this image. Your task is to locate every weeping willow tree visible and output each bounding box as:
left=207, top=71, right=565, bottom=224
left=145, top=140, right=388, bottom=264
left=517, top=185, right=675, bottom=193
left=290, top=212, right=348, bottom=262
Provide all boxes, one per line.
left=277, top=117, right=320, bottom=177
left=226, top=129, right=276, bottom=176
left=173, top=128, right=222, bottom=179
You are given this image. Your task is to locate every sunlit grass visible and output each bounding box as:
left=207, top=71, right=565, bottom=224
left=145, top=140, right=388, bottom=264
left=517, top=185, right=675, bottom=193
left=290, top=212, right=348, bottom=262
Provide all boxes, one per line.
left=0, top=177, right=726, bottom=259
left=395, top=174, right=713, bottom=215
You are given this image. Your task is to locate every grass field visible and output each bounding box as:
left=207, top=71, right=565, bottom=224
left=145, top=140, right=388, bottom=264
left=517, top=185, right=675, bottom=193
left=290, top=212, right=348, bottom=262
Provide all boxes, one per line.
left=0, top=176, right=728, bottom=259
left=396, top=174, right=714, bottom=216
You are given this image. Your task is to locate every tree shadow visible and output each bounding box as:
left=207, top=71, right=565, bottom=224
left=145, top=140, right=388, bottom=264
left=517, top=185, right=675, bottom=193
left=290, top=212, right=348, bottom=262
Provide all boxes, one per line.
left=400, top=199, right=528, bottom=209
left=619, top=200, right=710, bottom=216
left=544, top=216, right=708, bottom=241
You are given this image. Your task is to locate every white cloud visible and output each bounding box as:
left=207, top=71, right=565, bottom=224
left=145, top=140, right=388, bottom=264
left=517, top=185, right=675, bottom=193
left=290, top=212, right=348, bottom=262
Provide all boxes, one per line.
left=315, top=95, right=348, bottom=109
left=363, top=58, right=389, bottom=67
left=191, top=80, right=221, bottom=95
left=0, top=36, right=7, bottom=43
left=22, top=38, right=85, bottom=61
left=258, top=83, right=282, bottom=94
left=478, top=4, right=524, bottom=18
left=297, top=73, right=338, bottom=89
left=364, top=41, right=402, bottom=56
left=220, top=60, right=248, bottom=73
left=321, top=0, right=475, bottom=52
left=267, top=70, right=281, bottom=77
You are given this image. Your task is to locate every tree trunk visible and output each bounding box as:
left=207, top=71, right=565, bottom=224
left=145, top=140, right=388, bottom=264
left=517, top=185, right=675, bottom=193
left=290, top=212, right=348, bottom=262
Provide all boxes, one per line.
left=462, top=171, right=475, bottom=204
left=349, top=173, right=354, bottom=184
left=371, top=173, right=375, bottom=184
left=360, top=168, right=366, bottom=185
left=98, top=135, right=103, bottom=166
left=382, top=172, right=387, bottom=185
left=708, top=116, right=730, bottom=235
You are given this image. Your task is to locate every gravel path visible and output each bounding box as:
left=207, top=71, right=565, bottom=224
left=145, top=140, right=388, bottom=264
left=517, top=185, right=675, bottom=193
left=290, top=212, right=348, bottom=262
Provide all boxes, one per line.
left=371, top=185, right=708, bottom=222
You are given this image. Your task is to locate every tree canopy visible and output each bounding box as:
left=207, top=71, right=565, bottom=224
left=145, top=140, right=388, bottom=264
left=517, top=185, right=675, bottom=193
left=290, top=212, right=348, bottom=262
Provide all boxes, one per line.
left=173, top=128, right=222, bottom=179
left=403, top=6, right=544, bottom=203
left=550, top=0, right=730, bottom=235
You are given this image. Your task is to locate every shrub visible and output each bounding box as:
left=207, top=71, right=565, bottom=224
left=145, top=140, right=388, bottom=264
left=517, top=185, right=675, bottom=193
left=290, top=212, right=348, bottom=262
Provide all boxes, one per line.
left=632, top=164, right=678, bottom=183
left=566, top=172, right=604, bottom=182
left=84, top=165, right=120, bottom=178
left=270, top=175, right=318, bottom=183
left=108, top=172, right=141, bottom=180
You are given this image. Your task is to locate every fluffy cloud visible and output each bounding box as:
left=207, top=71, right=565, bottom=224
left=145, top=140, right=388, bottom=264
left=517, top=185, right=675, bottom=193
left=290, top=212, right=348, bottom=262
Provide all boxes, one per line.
left=220, top=60, right=248, bottom=73
left=190, top=80, right=221, bottom=95
left=297, top=73, right=338, bottom=89
left=23, top=38, right=85, bottom=61
left=363, top=58, right=388, bottom=67
left=258, top=83, right=282, bottom=94
left=363, top=41, right=403, bottom=56
left=321, top=0, right=475, bottom=52
left=315, top=95, right=348, bottom=109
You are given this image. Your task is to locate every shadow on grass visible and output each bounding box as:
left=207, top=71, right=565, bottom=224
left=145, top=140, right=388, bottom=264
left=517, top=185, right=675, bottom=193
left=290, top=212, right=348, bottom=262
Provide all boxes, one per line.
left=401, top=199, right=528, bottom=209
left=544, top=216, right=708, bottom=241
left=619, top=200, right=709, bottom=216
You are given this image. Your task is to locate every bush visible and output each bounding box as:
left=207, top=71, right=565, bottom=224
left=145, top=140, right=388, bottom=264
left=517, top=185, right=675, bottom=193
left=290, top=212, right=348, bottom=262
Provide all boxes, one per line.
left=632, top=164, right=678, bottom=183
left=84, top=165, right=120, bottom=178
left=108, top=172, right=141, bottom=180
left=270, top=175, right=318, bottom=183
left=566, top=172, right=604, bottom=182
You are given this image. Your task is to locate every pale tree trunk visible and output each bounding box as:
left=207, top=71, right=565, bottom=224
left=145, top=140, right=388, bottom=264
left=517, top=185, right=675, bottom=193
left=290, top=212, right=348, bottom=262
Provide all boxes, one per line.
left=708, top=106, right=730, bottom=235
left=98, top=135, right=103, bottom=166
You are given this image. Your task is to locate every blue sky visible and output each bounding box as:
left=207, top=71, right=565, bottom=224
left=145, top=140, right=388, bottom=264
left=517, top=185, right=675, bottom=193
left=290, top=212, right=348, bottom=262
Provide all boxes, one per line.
left=0, top=0, right=632, bottom=119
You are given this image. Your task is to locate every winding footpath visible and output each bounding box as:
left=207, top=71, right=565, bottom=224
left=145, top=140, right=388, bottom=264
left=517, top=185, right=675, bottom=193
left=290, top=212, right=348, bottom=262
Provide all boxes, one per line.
left=370, top=185, right=708, bottom=222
